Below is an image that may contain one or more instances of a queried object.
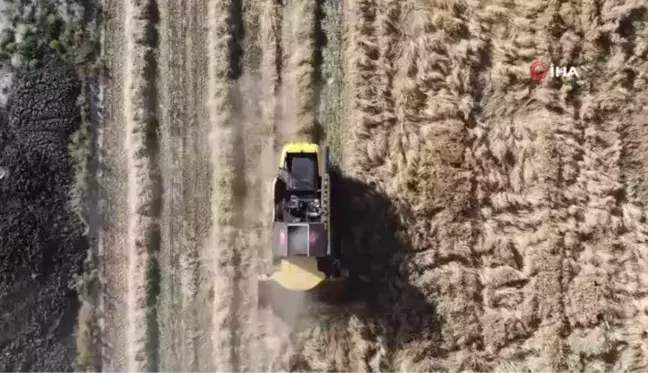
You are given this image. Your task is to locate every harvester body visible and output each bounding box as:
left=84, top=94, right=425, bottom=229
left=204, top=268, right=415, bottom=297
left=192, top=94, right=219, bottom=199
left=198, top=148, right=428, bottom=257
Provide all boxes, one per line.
left=258, top=143, right=347, bottom=309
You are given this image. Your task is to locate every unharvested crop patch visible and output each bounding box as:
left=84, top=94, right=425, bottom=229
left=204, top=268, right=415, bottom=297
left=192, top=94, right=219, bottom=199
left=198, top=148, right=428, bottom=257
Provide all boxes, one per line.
left=276, top=0, right=648, bottom=371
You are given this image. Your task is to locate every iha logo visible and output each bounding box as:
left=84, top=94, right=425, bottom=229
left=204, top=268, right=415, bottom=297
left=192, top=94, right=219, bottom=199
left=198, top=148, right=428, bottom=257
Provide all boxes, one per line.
left=530, top=60, right=581, bottom=81
left=530, top=61, right=549, bottom=80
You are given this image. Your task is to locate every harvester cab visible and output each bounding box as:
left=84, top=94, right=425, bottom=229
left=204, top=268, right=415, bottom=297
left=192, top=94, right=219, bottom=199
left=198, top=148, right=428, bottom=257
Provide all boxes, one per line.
left=258, top=143, right=348, bottom=310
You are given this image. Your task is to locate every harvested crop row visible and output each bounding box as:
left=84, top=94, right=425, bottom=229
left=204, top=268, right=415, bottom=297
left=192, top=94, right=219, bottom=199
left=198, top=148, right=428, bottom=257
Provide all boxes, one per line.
left=154, top=0, right=182, bottom=366
left=207, top=0, right=282, bottom=370
left=232, top=42, right=271, bottom=373
left=155, top=0, right=188, bottom=365
left=254, top=1, right=295, bottom=369
left=99, top=0, right=161, bottom=370
left=207, top=0, right=245, bottom=370
left=121, top=0, right=161, bottom=370
left=98, top=0, right=127, bottom=369
left=260, top=0, right=283, bottom=154
left=156, top=0, right=211, bottom=371
left=232, top=20, right=284, bottom=373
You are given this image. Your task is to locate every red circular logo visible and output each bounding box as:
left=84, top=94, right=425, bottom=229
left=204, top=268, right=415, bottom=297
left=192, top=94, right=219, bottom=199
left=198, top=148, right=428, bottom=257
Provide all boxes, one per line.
left=309, top=231, right=318, bottom=244
left=530, top=61, right=549, bottom=81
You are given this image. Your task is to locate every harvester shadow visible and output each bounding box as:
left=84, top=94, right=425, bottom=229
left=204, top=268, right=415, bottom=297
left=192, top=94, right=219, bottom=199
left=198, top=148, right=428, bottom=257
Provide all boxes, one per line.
left=271, top=167, right=443, bottom=369
left=331, top=168, right=442, bottom=351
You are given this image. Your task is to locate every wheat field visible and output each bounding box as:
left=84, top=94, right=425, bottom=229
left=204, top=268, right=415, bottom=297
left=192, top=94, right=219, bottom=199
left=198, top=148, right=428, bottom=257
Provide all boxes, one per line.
left=82, top=0, right=648, bottom=371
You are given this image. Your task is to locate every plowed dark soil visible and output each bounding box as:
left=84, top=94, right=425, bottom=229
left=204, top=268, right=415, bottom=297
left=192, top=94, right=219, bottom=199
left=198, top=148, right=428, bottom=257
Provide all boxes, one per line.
left=0, top=62, right=85, bottom=372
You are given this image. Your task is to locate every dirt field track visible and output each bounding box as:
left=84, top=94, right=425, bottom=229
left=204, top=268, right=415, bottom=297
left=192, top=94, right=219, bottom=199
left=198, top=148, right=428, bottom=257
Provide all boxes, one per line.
left=95, top=0, right=648, bottom=371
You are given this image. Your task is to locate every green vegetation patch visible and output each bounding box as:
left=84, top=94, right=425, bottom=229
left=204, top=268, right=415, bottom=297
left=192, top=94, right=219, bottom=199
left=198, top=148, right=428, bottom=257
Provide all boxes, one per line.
left=0, top=0, right=87, bottom=69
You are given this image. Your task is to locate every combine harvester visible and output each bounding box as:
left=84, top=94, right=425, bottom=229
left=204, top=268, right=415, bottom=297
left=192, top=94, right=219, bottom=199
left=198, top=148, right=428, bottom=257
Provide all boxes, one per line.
left=258, top=142, right=350, bottom=312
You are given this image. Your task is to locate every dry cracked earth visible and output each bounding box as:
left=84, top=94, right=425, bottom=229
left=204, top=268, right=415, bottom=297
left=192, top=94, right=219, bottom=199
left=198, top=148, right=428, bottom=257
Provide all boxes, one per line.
left=2, top=0, right=648, bottom=372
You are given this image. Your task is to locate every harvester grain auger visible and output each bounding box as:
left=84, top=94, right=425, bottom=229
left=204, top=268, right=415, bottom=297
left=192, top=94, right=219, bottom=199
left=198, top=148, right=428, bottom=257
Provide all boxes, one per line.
left=257, top=143, right=349, bottom=310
